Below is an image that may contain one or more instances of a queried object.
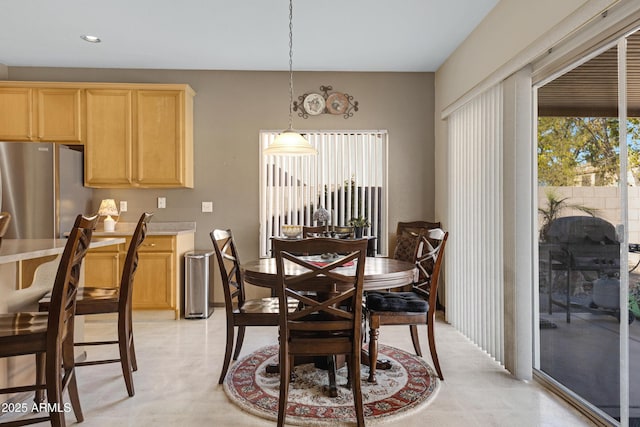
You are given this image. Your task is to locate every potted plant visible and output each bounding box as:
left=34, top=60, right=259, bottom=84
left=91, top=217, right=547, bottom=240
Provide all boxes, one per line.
left=348, top=216, right=370, bottom=238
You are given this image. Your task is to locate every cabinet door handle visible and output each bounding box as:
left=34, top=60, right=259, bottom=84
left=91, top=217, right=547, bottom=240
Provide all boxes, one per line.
left=144, top=243, right=156, bottom=247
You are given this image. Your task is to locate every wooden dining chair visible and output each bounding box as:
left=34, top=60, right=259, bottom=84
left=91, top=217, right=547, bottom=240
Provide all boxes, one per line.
left=0, top=211, right=11, bottom=244
left=272, top=237, right=368, bottom=427
left=39, top=212, right=153, bottom=397
left=0, top=214, right=97, bottom=427
left=393, top=220, right=442, bottom=294
left=211, top=229, right=298, bottom=384
left=393, top=221, right=441, bottom=262
left=366, top=228, right=448, bottom=383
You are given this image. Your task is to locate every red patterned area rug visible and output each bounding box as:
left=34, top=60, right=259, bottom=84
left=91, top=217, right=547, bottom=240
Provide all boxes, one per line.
left=223, top=344, right=440, bottom=426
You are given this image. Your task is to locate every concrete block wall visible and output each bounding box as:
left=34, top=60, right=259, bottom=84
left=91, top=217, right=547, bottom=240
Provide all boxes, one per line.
left=538, top=186, right=640, bottom=243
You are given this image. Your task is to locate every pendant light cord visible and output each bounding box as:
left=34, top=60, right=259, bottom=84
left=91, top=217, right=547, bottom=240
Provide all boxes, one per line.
left=288, top=0, right=294, bottom=131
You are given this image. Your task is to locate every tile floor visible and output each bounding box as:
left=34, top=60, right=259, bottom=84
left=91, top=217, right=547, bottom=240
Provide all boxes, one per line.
left=4, top=310, right=595, bottom=426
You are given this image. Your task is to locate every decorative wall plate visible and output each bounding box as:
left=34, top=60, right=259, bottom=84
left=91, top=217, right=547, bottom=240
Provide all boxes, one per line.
left=293, top=85, right=359, bottom=119
left=326, top=92, right=349, bottom=115
left=303, top=93, right=325, bottom=116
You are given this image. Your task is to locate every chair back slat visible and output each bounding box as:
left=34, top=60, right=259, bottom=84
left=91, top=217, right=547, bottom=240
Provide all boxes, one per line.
left=272, top=238, right=368, bottom=346
left=211, top=229, right=246, bottom=312
left=413, top=229, right=448, bottom=315
left=119, top=213, right=153, bottom=311
left=394, top=220, right=443, bottom=283
left=46, top=215, right=98, bottom=357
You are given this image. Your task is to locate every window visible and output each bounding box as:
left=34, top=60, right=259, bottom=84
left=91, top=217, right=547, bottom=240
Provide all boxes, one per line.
left=259, top=130, right=388, bottom=258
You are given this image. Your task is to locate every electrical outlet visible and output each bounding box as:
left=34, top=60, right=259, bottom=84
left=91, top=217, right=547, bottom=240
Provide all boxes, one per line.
left=158, top=197, right=166, bottom=209
left=201, top=201, right=213, bottom=213
left=120, top=201, right=128, bottom=212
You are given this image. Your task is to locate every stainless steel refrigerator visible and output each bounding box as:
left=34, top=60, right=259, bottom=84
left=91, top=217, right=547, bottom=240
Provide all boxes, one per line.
left=0, top=142, right=93, bottom=239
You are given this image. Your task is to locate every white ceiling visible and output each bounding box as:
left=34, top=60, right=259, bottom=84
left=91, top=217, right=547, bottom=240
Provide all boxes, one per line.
left=0, top=0, right=498, bottom=72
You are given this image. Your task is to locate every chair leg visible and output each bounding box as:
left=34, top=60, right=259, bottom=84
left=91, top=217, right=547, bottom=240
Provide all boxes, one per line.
left=232, top=326, right=246, bottom=360
left=351, top=351, right=365, bottom=427
left=427, top=321, right=443, bottom=380
left=129, top=330, right=138, bottom=372
left=218, top=321, right=235, bottom=384
left=410, top=324, right=422, bottom=356
left=277, top=345, right=290, bottom=427
left=128, top=314, right=138, bottom=371
left=35, top=352, right=45, bottom=404
left=367, top=325, right=379, bottom=383
left=327, top=356, right=338, bottom=398
left=46, top=353, right=64, bottom=427
left=118, top=314, right=135, bottom=397
left=66, top=371, right=84, bottom=423
left=63, top=332, right=83, bottom=423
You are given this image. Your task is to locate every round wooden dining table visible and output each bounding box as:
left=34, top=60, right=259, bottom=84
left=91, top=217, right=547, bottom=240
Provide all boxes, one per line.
left=241, top=256, right=418, bottom=291
left=241, top=256, right=418, bottom=395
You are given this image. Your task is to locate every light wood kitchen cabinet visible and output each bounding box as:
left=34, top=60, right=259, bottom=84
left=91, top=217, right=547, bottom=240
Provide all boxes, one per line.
left=0, top=86, right=82, bottom=142
left=85, top=86, right=194, bottom=188
left=0, top=81, right=194, bottom=188
left=133, top=251, right=174, bottom=311
left=84, top=232, right=194, bottom=319
left=84, top=243, right=123, bottom=287
left=136, top=90, right=191, bottom=187
left=84, top=89, right=133, bottom=186
left=0, top=87, right=32, bottom=141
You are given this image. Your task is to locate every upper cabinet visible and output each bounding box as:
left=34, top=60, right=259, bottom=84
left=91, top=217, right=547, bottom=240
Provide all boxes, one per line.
left=137, top=90, right=193, bottom=188
left=0, top=86, right=82, bottom=142
left=0, top=81, right=195, bottom=189
left=84, top=89, right=134, bottom=186
left=85, top=85, right=194, bottom=188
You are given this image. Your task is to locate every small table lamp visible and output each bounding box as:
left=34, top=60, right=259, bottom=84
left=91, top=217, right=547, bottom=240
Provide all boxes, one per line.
left=98, top=199, right=119, bottom=232
left=312, top=206, right=331, bottom=235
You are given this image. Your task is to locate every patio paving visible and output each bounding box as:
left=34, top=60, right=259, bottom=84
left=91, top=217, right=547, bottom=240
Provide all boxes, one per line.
left=539, top=288, right=640, bottom=423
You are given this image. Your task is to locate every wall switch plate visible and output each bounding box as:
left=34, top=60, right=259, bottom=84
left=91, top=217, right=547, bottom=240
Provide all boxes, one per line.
left=158, top=197, right=166, bottom=209
left=120, top=201, right=128, bottom=212
left=202, top=201, right=213, bottom=213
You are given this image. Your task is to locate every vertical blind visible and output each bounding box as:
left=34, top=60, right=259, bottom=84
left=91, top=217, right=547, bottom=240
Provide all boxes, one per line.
left=447, top=85, right=505, bottom=364
left=259, top=130, right=388, bottom=258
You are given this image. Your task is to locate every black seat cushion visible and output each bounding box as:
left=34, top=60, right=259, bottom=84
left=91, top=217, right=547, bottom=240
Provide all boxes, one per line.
left=366, top=291, right=428, bottom=313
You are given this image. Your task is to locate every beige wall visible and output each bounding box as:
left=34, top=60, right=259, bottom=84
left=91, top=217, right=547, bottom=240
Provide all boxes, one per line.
left=8, top=67, right=435, bottom=302
left=436, top=0, right=592, bottom=111
left=433, top=0, right=612, bottom=225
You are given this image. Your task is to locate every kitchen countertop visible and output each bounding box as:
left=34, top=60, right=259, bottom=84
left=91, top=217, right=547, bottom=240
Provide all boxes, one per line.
left=0, top=237, right=125, bottom=264
left=91, top=221, right=196, bottom=237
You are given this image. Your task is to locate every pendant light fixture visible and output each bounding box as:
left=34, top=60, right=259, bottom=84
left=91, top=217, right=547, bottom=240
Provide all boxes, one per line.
left=264, top=0, right=317, bottom=156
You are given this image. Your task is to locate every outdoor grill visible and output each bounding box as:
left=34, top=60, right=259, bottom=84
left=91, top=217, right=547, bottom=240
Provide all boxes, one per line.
left=543, top=216, right=620, bottom=322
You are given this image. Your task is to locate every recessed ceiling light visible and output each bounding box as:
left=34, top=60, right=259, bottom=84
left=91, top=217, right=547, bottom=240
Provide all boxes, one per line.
left=80, top=35, right=101, bottom=43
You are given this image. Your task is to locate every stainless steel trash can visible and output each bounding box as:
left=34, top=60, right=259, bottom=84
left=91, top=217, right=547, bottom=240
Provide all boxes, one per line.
left=184, top=250, right=214, bottom=319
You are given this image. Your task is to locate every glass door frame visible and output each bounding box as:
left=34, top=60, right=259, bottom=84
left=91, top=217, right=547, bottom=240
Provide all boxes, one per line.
left=531, top=34, right=633, bottom=427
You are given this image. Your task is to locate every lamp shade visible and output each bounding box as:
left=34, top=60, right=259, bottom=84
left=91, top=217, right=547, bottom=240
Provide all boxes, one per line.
left=98, top=199, right=119, bottom=232
left=264, top=130, right=317, bottom=156
left=98, top=199, right=119, bottom=217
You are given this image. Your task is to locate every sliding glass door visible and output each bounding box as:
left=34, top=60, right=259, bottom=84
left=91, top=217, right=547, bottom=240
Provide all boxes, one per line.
left=535, top=30, right=639, bottom=425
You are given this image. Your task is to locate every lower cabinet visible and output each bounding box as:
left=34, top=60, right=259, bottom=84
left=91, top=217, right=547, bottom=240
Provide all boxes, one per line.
left=85, top=244, right=122, bottom=287
left=84, top=232, right=194, bottom=319
left=133, top=252, right=174, bottom=311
